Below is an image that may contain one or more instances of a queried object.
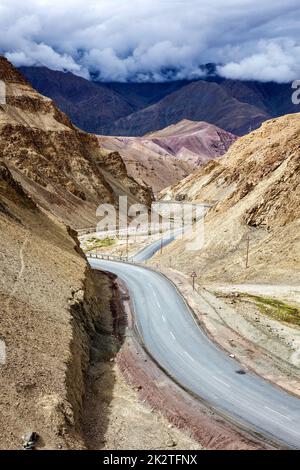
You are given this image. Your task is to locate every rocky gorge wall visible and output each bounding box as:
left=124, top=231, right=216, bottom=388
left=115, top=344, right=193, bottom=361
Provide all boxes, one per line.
left=0, top=162, right=122, bottom=449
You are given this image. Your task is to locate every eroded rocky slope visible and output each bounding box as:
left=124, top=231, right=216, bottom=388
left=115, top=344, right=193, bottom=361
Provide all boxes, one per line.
left=98, top=135, right=192, bottom=194
left=0, top=57, right=152, bottom=229
left=0, top=162, right=120, bottom=449
left=156, top=114, right=300, bottom=283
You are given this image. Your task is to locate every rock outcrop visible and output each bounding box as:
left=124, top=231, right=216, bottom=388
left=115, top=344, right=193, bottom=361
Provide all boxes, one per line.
left=0, top=57, right=152, bottom=229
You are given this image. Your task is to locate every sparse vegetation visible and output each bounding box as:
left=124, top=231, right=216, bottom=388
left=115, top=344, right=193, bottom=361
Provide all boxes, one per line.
left=241, top=294, right=300, bottom=326
left=85, top=237, right=116, bottom=252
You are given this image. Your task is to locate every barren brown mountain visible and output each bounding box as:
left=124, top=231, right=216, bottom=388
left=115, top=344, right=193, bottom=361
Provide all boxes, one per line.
left=0, top=162, right=121, bottom=449
left=147, top=120, right=237, bottom=166
left=0, top=57, right=152, bottom=229
left=98, top=120, right=236, bottom=193
left=157, top=113, right=300, bottom=284
left=98, top=134, right=192, bottom=194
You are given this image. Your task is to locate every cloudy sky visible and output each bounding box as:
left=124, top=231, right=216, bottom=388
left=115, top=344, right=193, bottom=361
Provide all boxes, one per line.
left=0, top=0, right=299, bottom=83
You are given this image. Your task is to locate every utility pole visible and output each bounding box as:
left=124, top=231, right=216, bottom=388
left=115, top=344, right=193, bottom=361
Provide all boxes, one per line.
left=245, top=234, right=250, bottom=269
left=159, top=213, right=163, bottom=240
left=126, top=231, right=129, bottom=261
left=191, top=271, right=197, bottom=291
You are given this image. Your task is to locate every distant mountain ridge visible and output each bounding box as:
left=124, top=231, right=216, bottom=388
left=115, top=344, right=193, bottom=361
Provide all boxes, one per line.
left=98, top=120, right=236, bottom=193
left=20, top=66, right=299, bottom=137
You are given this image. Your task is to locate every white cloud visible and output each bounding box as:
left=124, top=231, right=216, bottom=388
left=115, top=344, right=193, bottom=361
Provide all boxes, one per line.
left=6, top=43, right=84, bottom=75
left=0, top=0, right=299, bottom=82
left=218, top=40, right=300, bottom=83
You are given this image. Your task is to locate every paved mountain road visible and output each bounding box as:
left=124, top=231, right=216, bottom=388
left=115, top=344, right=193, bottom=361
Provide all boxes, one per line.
left=89, top=253, right=300, bottom=448
left=132, top=230, right=180, bottom=262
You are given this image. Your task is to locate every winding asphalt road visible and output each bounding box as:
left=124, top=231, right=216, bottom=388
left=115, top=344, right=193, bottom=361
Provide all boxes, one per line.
left=89, top=243, right=300, bottom=448
left=132, top=229, right=182, bottom=262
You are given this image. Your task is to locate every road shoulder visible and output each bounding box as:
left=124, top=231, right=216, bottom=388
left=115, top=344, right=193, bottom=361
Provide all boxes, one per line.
left=157, top=267, right=300, bottom=399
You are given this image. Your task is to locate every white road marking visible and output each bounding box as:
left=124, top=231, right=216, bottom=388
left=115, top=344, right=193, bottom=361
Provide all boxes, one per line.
left=183, top=351, right=196, bottom=363
left=170, top=332, right=176, bottom=341
left=264, top=406, right=292, bottom=421
left=162, top=315, right=166, bottom=323
left=212, top=375, right=231, bottom=388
